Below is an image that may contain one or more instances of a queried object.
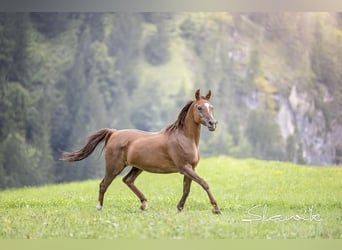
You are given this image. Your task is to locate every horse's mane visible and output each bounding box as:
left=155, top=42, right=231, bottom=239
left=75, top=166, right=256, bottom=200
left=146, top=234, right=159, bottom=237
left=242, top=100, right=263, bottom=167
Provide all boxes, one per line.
left=164, top=100, right=194, bottom=134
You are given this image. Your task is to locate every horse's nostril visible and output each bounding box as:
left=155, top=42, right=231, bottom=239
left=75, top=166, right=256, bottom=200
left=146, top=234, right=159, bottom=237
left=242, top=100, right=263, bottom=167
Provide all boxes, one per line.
left=208, top=120, right=217, bottom=127
left=208, top=120, right=213, bottom=126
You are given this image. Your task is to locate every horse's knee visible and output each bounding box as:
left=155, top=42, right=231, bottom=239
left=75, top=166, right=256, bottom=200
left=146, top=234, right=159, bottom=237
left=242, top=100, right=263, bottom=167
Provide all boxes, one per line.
left=201, top=181, right=210, bottom=191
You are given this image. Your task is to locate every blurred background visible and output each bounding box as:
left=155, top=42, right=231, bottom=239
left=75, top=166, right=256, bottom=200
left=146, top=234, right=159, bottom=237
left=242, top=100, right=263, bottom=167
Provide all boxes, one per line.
left=0, top=12, right=341, bottom=189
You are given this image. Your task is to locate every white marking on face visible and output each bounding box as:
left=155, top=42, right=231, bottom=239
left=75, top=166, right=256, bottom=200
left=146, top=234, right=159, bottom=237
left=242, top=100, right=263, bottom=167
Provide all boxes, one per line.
left=204, top=102, right=210, bottom=113
left=204, top=102, right=215, bottom=121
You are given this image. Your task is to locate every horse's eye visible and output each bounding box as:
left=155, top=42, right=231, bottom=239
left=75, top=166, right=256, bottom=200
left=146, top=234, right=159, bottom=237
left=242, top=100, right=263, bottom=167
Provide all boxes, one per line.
left=197, top=106, right=202, bottom=111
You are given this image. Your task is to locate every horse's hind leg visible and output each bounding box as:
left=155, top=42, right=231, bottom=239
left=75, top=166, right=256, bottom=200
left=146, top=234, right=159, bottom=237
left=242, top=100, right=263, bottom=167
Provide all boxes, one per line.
left=122, top=167, right=148, bottom=210
left=97, top=162, right=125, bottom=210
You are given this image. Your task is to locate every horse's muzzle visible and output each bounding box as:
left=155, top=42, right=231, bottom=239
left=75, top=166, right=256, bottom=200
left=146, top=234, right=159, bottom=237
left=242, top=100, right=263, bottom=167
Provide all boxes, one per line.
left=207, top=120, right=218, bottom=131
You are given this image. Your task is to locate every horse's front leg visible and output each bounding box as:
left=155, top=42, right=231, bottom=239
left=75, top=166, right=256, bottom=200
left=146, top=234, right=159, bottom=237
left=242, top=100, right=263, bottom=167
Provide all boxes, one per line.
left=177, top=176, right=192, bottom=211
left=180, top=165, right=221, bottom=214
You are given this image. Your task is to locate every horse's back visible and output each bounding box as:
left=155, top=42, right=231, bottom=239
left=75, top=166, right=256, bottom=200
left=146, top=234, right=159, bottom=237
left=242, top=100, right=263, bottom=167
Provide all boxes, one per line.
left=106, top=129, right=178, bottom=173
left=105, top=129, right=156, bottom=153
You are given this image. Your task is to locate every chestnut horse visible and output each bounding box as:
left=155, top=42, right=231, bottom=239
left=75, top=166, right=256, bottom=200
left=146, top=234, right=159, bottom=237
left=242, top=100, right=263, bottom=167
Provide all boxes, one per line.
left=60, top=89, right=220, bottom=213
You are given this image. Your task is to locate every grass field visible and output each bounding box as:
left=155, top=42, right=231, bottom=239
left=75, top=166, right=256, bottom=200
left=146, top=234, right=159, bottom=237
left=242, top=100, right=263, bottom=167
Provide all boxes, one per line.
left=0, top=156, right=341, bottom=239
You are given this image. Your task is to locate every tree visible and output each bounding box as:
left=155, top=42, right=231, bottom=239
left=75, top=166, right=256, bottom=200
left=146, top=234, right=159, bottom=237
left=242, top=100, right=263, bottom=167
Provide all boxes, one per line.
left=30, top=12, right=70, bottom=39
left=245, top=109, right=284, bottom=160
left=107, top=13, right=142, bottom=95
left=143, top=19, right=171, bottom=66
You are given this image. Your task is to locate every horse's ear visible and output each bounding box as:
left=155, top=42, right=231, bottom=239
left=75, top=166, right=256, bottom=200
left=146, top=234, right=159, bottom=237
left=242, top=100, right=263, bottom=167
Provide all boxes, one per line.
left=205, top=90, right=211, bottom=100
left=195, top=89, right=201, bottom=101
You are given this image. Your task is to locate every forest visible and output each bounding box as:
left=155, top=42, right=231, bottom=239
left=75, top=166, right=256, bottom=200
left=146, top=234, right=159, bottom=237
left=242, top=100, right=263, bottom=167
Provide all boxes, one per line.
left=1, top=12, right=342, bottom=189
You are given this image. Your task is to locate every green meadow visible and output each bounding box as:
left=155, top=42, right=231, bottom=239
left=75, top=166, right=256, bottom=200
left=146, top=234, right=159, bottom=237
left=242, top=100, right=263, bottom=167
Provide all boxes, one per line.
left=0, top=156, right=341, bottom=239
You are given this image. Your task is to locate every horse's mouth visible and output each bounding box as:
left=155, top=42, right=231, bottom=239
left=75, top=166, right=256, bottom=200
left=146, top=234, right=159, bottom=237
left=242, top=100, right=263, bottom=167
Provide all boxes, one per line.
left=202, top=119, right=217, bottom=131
left=207, top=122, right=217, bottom=132
left=208, top=126, right=216, bottom=132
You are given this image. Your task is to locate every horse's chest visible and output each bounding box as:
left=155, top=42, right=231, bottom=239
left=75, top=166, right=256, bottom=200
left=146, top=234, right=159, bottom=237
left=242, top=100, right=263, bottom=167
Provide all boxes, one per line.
left=173, top=141, right=199, bottom=167
left=186, top=145, right=199, bottom=164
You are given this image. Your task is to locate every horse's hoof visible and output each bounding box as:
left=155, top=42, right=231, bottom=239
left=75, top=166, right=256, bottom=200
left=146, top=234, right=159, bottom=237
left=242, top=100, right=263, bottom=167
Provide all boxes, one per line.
left=177, top=204, right=184, bottom=212
left=212, top=208, right=221, bottom=214
left=96, top=203, right=102, bottom=211
left=140, top=201, right=148, bottom=211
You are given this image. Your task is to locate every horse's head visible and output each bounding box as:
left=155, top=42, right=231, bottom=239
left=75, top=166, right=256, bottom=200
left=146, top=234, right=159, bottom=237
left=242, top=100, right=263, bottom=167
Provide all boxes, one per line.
left=193, top=89, right=218, bottom=132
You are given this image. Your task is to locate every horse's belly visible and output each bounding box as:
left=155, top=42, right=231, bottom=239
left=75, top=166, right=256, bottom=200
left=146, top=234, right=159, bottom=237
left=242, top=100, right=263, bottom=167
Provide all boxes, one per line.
left=127, top=140, right=178, bottom=174
left=129, top=152, right=178, bottom=173
left=136, top=164, right=179, bottom=174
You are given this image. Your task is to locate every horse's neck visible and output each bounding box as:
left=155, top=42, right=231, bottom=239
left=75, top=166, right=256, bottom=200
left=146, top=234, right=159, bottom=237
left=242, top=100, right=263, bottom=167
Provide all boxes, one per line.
left=183, top=108, right=201, bottom=146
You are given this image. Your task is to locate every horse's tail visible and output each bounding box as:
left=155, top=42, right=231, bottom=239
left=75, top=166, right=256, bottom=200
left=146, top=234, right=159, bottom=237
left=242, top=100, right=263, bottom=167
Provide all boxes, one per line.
left=60, top=128, right=115, bottom=162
